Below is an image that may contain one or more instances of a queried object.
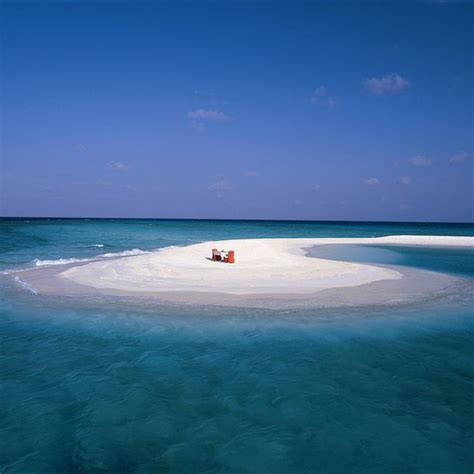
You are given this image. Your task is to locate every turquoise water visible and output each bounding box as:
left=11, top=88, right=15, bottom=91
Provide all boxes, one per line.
left=1, top=218, right=473, bottom=272
left=308, top=244, right=474, bottom=278
left=1, top=218, right=473, bottom=472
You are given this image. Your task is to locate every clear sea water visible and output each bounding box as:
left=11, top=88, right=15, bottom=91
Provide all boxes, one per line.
left=1, top=218, right=473, bottom=473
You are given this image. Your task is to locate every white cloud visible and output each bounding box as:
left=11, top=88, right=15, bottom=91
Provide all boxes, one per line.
left=109, top=161, right=128, bottom=171
left=399, top=176, right=412, bottom=185
left=363, top=73, right=409, bottom=95
left=311, top=86, right=336, bottom=108
left=208, top=179, right=232, bottom=192
left=187, top=109, right=230, bottom=122
left=410, top=155, right=432, bottom=167
left=243, top=171, right=258, bottom=177
left=449, top=150, right=468, bottom=164
left=364, top=177, right=380, bottom=185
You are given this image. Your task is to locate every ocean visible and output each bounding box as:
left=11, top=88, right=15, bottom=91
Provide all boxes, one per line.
left=1, top=218, right=473, bottom=472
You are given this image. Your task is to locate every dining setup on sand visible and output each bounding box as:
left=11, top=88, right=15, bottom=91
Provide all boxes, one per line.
left=211, top=248, right=235, bottom=263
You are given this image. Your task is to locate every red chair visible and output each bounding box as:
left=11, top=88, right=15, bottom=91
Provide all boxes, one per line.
left=227, top=250, right=235, bottom=264
left=212, top=248, right=220, bottom=261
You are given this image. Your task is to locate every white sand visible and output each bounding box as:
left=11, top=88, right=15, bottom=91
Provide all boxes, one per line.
left=59, top=235, right=474, bottom=296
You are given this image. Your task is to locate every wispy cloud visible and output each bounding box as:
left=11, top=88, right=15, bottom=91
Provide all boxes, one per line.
left=363, top=73, right=409, bottom=96
left=311, top=86, right=336, bottom=108
left=187, top=109, right=230, bottom=131
left=243, top=171, right=258, bottom=177
left=399, top=176, right=412, bottom=185
left=409, top=155, right=432, bottom=167
left=311, top=86, right=326, bottom=103
left=109, top=161, right=128, bottom=171
left=192, top=90, right=226, bottom=108
left=187, top=109, right=230, bottom=122
left=449, top=150, right=468, bottom=164
left=208, top=179, right=232, bottom=193
left=364, top=177, right=380, bottom=185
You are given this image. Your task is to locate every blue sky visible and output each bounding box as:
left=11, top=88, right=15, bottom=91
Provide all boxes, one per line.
left=1, top=1, right=472, bottom=221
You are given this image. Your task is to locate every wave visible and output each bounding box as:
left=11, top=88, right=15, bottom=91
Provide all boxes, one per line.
left=33, top=257, right=92, bottom=267
left=99, top=249, right=150, bottom=258
left=32, top=248, right=150, bottom=268
left=92, top=244, right=105, bottom=248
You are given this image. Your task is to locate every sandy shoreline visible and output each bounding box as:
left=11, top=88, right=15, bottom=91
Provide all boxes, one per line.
left=60, top=238, right=403, bottom=295
left=59, top=235, right=472, bottom=294
left=6, top=235, right=472, bottom=309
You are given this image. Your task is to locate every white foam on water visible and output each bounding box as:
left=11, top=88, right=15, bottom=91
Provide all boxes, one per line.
left=14, top=276, right=39, bottom=295
left=93, top=244, right=105, bottom=248
left=1, top=269, right=20, bottom=275
left=33, top=257, right=92, bottom=267
left=99, top=249, right=150, bottom=258
left=32, top=248, right=151, bottom=267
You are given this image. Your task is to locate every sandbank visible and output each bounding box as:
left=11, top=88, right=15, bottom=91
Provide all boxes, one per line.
left=8, top=235, right=472, bottom=309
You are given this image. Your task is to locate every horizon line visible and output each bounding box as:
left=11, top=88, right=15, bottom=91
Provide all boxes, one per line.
left=1, top=215, right=473, bottom=226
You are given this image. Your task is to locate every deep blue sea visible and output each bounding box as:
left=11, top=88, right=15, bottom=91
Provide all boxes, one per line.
left=1, top=218, right=473, bottom=473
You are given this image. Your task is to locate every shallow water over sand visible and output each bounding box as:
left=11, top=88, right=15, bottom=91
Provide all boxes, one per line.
left=2, top=291, right=473, bottom=473
left=1, top=219, right=473, bottom=472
